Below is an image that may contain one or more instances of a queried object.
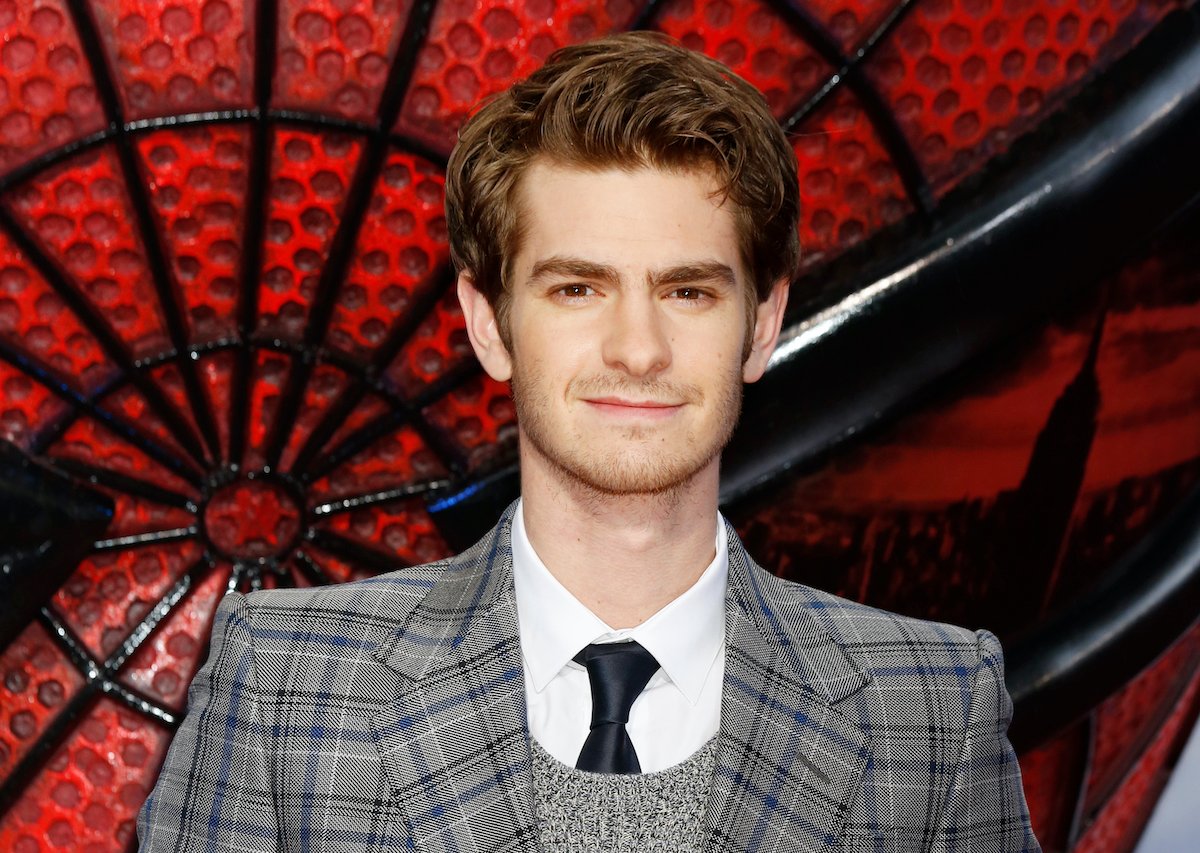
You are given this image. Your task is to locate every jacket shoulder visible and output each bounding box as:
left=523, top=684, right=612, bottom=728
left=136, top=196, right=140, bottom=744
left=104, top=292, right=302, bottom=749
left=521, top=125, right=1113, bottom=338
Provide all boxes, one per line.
left=755, top=565, right=984, bottom=669
left=230, top=556, right=455, bottom=660
left=245, top=557, right=452, bottom=611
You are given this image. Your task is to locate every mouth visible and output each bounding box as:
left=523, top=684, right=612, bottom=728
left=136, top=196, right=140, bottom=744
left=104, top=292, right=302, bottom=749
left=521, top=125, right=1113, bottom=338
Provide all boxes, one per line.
left=582, top=397, right=686, bottom=418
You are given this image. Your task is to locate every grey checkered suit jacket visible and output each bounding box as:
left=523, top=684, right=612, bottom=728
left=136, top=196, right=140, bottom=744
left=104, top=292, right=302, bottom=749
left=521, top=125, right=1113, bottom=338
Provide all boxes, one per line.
left=138, top=505, right=1040, bottom=852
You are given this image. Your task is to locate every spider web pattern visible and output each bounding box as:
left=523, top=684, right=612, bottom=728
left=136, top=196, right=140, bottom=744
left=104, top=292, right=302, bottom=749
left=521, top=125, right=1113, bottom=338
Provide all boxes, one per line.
left=0, top=0, right=1182, bottom=848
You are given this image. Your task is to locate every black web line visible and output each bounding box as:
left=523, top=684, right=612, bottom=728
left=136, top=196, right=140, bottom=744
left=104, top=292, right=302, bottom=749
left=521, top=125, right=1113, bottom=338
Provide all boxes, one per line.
left=238, top=336, right=440, bottom=409
left=24, top=361, right=206, bottom=487
left=103, top=555, right=215, bottom=674
left=0, top=338, right=203, bottom=486
left=21, top=350, right=136, bottom=454
left=309, top=478, right=452, bottom=517
left=628, top=0, right=670, bottom=31
left=0, top=204, right=210, bottom=471
left=65, top=0, right=223, bottom=464
left=47, top=456, right=198, bottom=511
left=0, top=115, right=252, bottom=207
left=261, top=0, right=441, bottom=471
left=290, top=549, right=334, bottom=586
left=0, top=663, right=98, bottom=818
left=36, top=555, right=225, bottom=739
left=250, top=339, right=468, bottom=487
left=287, top=264, right=457, bottom=478
left=226, top=561, right=244, bottom=593
left=102, top=678, right=178, bottom=727
left=384, top=132, right=450, bottom=170
left=301, top=357, right=479, bottom=485
left=92, top=527, right=198, bottom=552
left=228, top=0, right=281, bottom=469
left=0, top=126, right=112, bottom=197
left=0, top=112, right=453, bottom=199
left=305, top=527, right=413, bottom=573
left=266, top=108, right=376, bottom=138
left=0, top=607, right=108, bottom=817
left=768, top=0, right=935, bottom=217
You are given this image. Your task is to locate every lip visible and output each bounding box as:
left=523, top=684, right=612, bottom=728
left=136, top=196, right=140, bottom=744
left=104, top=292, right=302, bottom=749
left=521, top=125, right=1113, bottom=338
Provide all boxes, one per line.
left=585, top=396, right=681, bottom=408
left=582, top=397, right=685, bottom=418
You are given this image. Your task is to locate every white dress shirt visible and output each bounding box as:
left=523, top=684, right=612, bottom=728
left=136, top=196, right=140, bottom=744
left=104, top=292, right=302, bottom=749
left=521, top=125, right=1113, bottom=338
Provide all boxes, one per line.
left=511, top=500, right=727, bottom=772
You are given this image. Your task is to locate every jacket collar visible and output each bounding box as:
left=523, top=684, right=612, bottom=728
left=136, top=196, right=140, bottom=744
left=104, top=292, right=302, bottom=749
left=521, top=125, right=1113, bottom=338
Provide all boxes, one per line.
left=370, top=505, right=872, bottom=853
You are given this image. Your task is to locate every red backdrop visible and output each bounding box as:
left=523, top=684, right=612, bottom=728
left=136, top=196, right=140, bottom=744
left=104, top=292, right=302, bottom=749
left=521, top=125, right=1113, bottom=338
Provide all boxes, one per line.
left=0, top=1, right=1197, bottom=851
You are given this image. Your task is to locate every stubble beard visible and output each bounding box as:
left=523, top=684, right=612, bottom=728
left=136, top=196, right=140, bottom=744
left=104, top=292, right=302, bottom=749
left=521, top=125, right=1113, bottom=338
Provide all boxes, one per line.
left=510, top=359, right=744, bottom=499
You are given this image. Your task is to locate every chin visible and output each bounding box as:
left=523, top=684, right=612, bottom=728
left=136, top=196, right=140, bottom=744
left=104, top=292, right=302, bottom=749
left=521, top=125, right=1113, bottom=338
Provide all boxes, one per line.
left=535, top=441, right=721, bottom=497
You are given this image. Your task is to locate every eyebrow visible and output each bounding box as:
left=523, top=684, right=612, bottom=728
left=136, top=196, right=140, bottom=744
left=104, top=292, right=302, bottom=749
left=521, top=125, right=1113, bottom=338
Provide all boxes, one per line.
left=650, top=262, right=737, bottom=290
left=528, top=256, right=737, bottom=290
left=529, top=257, right=620, bottom=288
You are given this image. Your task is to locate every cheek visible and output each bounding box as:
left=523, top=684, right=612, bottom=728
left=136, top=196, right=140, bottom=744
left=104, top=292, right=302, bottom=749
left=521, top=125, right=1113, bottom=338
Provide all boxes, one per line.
left=691, top=319, right=745, bottom=366
left=511, top=343, right=580, bottom=401
left=678, top=339, right=741, bottom=390
left=523, top=322, right=596, bottom=367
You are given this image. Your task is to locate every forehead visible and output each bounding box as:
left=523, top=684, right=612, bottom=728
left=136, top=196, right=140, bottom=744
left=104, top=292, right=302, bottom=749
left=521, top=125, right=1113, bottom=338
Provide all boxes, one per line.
left=511, top=160, right=742, bottom=276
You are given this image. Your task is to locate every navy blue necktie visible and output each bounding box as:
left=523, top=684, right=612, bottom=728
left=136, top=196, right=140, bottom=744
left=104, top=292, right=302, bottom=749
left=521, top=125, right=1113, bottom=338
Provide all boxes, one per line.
left=573, top=641, right=661, bottom=774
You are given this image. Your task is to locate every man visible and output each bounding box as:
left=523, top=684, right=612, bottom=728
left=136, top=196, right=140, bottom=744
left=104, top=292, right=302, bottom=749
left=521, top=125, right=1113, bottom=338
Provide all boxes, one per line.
left=139, top=33, right=1039, bottom=853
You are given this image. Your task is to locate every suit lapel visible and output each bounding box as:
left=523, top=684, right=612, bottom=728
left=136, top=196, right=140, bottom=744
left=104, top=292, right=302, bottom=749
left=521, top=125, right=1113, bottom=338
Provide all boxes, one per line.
left=369, top=509, right=538, bottom=853
left=705, top=529, right=873, bottom=852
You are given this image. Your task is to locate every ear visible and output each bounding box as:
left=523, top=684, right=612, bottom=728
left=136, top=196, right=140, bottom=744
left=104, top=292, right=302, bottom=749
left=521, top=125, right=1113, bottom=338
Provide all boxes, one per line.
left=742, top=277, right=790, bottom=384
left=457, top=272, right=513, bottom=382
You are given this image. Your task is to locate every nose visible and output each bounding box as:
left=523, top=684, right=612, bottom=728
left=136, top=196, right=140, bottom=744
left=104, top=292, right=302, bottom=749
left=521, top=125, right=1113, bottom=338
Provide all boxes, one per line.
left=600, top=291, right=672, bottom=377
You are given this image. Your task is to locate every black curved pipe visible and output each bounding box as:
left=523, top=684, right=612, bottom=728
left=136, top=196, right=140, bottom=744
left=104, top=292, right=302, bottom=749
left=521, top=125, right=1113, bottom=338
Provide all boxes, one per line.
left=1006, top=481, right=1200, bottom=751
left=724, top=9, right=1200, bottom=504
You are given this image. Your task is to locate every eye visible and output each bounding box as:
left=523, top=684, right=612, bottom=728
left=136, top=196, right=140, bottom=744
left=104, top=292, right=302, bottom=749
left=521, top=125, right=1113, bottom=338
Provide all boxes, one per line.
left=670, top=287, right=707, bottom=301
left=554, top=283, right=595, bottom=300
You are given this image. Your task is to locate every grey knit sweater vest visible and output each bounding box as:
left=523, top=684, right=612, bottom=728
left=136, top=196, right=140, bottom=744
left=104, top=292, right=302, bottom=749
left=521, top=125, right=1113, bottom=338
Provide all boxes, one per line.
left=530, top=736, right=717, bottom=852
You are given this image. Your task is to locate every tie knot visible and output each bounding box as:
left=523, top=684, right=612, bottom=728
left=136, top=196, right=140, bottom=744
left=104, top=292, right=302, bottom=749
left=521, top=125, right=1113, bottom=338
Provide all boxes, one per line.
left=573, top=641, right=660, bottom=726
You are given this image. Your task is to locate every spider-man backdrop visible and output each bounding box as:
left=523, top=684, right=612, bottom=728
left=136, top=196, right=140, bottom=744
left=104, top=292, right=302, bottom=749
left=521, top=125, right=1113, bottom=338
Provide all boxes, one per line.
left=0, top=0, right=1197, bottom=851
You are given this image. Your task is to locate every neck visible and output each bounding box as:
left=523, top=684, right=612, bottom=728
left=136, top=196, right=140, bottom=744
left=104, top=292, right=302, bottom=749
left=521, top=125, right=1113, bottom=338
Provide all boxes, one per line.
left=518, top=445, right=721, bottom=630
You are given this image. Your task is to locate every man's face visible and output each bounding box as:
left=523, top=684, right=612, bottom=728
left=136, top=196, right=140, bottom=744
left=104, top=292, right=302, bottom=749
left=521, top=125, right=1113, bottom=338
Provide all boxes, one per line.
left=461, top=160, right=786, bottom=496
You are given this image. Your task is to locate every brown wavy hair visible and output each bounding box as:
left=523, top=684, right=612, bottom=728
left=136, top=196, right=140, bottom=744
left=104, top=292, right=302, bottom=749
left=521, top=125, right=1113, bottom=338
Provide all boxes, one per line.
left=445, top=32, right=800, bottom=346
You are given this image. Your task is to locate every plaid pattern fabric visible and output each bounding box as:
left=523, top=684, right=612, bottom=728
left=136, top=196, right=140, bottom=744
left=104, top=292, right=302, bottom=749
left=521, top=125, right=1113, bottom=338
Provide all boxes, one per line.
left=138, top=504, right=1040, bottom=852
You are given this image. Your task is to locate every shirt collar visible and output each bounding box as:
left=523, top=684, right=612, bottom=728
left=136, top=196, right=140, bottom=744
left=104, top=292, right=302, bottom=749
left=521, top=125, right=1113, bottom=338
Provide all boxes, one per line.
left=511, top=499, right=728, bottom=705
